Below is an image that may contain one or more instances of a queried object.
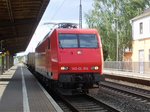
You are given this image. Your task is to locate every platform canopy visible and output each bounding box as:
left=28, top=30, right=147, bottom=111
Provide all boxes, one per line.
left=0, top=0, right=49, bottom=55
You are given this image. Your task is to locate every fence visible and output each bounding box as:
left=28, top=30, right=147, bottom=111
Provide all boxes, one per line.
left=104, top=61, right=150, bottom=74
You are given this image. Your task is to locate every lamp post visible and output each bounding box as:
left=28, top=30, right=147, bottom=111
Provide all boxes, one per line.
left=114, top=18, right=119, bottom=61
left=79, top=0, right=82, bottom=28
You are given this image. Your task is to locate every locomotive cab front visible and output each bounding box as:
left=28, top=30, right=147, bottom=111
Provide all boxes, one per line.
left=56, top=29, right=103, bottom=93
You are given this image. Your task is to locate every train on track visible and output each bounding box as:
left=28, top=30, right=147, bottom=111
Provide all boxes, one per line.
left=27, top=23, right=104, bottom=95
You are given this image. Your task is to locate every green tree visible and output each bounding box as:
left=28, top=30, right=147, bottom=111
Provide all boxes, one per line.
left=85, top=0, right=150, bottom=61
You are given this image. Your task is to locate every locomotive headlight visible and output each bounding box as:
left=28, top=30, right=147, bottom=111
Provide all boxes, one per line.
left=91, top=66, right=99, bottom=70
left=61, top=66, right=69, bottom=70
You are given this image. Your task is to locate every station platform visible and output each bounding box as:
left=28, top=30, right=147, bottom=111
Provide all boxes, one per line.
left=104, top=69, right=150, bottom=81
left=0, top=64, right=63, bottom=112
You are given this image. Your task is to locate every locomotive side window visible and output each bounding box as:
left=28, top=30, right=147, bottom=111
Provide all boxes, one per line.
left=59, top=34, right=98, bottom=48
left=59, top=34, right=78, bottom=48
left=79, top=34, right=98, bottom=48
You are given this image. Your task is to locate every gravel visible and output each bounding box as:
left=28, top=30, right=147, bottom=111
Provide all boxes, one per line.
left=90, top=87, right=150, bottom=112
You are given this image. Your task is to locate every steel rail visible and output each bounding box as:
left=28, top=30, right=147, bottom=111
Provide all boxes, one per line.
left=85, top=94, right=120, bottom=112
left=57, top=93, right=120, bottom=112
left=100, top=81, right=150, bottom=101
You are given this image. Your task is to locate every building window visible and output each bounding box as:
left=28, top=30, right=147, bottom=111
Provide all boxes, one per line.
left=139, top=22, right=143, bottom=34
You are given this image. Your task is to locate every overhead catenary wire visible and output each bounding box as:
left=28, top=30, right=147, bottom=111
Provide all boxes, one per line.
left=50, top=0, right=66, bottom=20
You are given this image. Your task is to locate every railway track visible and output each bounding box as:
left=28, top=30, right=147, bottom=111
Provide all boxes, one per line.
left=99, top=81, right=150, bottom=101
left=52, top=95, right=73, bottom=112
left=30, top=69, right=119, bottom=112
left=34, top=73, right=119, bottom=112
left=56, top=93, right=120, bottom=112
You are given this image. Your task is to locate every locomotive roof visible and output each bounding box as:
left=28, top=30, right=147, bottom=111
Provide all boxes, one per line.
left=55, top=28, right=98, bottom=34
left=36, top=28, right=98, bottom=48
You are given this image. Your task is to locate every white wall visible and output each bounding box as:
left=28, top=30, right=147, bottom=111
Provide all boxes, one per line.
left=132, top=16, right=150, bottom=40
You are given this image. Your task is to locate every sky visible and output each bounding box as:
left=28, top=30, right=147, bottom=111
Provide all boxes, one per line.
left=17, top=0, right=94, bottom=56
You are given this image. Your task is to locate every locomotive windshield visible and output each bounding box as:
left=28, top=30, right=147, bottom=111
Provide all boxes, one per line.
left=59, top=34, right=98, bottom=48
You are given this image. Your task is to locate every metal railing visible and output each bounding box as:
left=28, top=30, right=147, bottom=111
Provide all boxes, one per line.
left=104, top=61, right=150, bottom=74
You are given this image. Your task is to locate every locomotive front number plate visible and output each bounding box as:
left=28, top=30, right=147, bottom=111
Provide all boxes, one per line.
left=71, top=67, right=89, bottom=70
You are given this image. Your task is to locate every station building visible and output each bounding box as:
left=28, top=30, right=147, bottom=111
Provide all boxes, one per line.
left=130, top=8, right=150, bottom=73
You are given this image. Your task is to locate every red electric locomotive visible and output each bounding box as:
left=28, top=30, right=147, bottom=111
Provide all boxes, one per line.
left=35, top=23, right=103, bottom=94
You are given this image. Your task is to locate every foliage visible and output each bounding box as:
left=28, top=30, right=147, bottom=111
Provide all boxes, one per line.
left=85, top=0, right=150, bottom=61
